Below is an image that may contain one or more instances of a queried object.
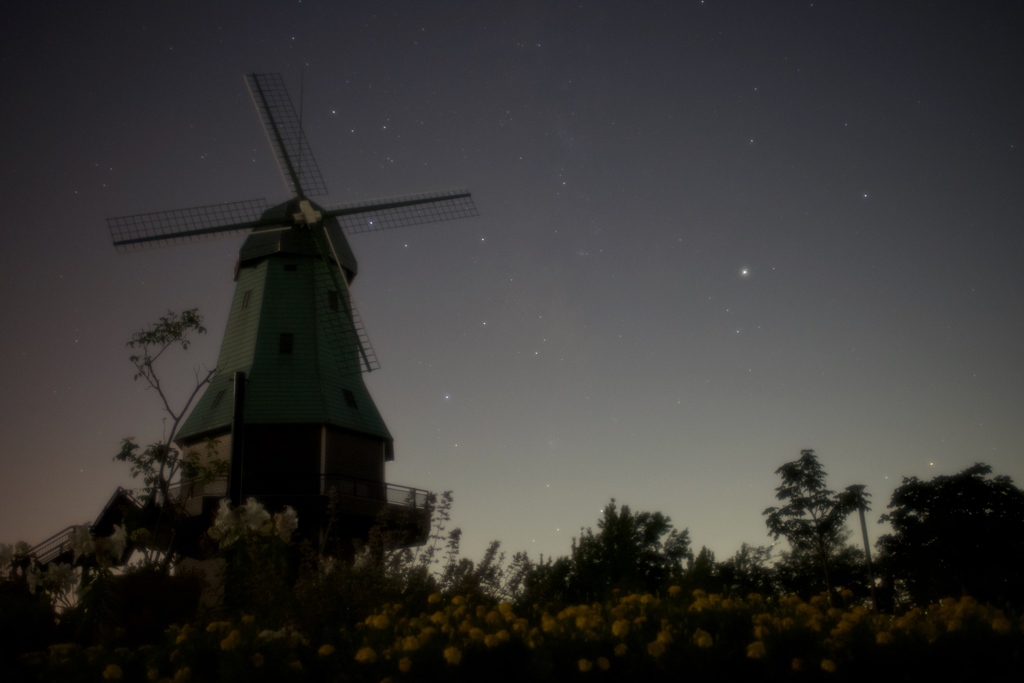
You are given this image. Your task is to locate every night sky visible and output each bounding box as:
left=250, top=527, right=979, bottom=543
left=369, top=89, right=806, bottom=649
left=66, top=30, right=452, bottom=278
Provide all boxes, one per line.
left=3, top=1, right=1023, bottom=565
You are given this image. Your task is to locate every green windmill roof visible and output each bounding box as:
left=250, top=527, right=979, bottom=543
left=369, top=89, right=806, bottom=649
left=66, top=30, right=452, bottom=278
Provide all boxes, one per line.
left=176, top=224, right=393, bottom=458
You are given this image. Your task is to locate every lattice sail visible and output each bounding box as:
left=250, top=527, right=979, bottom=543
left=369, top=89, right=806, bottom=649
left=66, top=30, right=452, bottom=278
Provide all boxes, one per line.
left=108, top=199, right=270, bottom=251
left=327, top=189, right=478, bottom=234
left=246, top=73, right=328, bottom=198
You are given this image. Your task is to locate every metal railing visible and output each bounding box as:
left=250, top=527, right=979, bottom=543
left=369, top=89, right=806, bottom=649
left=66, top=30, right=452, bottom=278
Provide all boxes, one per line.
left=28, top=526, right=78, bottom=566
left=164, top=474, right=429, bottom=508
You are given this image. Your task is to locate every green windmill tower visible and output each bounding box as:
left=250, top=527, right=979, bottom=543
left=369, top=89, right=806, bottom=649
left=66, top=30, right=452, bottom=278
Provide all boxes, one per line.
left=108, top=73, right=477, bottom=550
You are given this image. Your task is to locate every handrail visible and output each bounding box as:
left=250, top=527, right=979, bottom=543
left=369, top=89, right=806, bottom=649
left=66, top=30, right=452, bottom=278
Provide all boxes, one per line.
left=166, top=474, right=430, bottom=508
left=28, top=525, right=78, bottom=566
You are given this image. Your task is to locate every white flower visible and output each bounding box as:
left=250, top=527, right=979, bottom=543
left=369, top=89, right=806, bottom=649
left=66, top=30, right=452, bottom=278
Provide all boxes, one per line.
left=26, top=563, right=41, bottom=594
left=240, top=498, right=271, bottom=534
left=70, top=525, right=95, bottom=562
left=108, top=525, right=127, bottom=559
left=209, top=499, right=240, bottom=545
left=273, top=506, right=299, bottom=543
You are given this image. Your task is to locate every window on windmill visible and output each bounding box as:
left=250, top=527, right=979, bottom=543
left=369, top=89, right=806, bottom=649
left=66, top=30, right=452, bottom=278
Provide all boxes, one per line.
left=241, top=289, right=253, bottom=309
left=279, top=333, right=294, bottom=355
left=343, top=389, right=358, bottom=410
left=328, top=290, right=339, bottom=311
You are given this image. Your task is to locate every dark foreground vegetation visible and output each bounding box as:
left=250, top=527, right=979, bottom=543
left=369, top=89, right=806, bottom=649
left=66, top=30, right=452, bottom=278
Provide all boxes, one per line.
left=3, top=455, right=1023, bottom=682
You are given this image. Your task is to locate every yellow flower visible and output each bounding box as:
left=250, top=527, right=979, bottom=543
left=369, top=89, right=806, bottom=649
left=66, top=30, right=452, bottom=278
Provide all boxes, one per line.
left=647, top=640, right=666, bottom=658
left=668, top=585, right=682, bottom=597
left=840, top=589, right=854, bottom=600
left=102, top=664, right=123, bottom=680
left=991, top=617, right=1012, bottom=634
left=402, top=635, right=421, bottom=651
left=220, top=630, right=242, bottom=651
left=367, top=614, right=390, bottom=629
left=693, top=628, right=713, bottom=649
left=355, top=647, right=378, bottom=664
left=656, top=628, right=673, bottom=645
left=399, top=657, right=412, bottom=673
left=469, top=627, right=485, bottom=641
left=241, top=614, right=255, bottom=625
left=876, top=631, right=893, bottom=645
left=821, top=659, right=837, bottom=673
left=614, top=643, right=628, bottom=657
left=484, top=633, right=500, bottom=648
left=174, top=625, right=193, bottom=645
left=791, top=658, right=803, bottom=671
left=443, top=646, right=462, bottom=665
left=597, top=656, right=610, bottom=671
left=527, top=628, right=543, bottom=649
left=428, top=592, right=442, bottom=604
left=172, top=668, right=191, bottom=683
left=289, top=660, right=303, bottom=671
left=612, top=619, right=631, bottom=637
left=578, top=658, right=593, bottom=672
left=452, top=595, right=465, bottom=606
left=746, top=641, right=767, bottom=659
left=318, top=644, right=335, bottom=657
left=147, top=667, right=159, bottom=682
left=251, top=653, right=264, bottom=668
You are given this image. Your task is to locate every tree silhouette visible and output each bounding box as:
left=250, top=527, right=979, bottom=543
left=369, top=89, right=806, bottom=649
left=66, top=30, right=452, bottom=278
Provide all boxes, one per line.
left=877, top=463, right=1024, bottom=609
left=563, top=499, right=691, bottom=602
left=763, top=450, right=861, bottom=598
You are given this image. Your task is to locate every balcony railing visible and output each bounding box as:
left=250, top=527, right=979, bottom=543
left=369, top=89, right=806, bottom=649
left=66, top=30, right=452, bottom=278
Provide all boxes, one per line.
left=162, top=475, right=430, bottom=510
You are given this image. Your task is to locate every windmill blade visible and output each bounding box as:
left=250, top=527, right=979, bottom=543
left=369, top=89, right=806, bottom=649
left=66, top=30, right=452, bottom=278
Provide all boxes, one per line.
left=312, top=222, right=381, bottom=374
left=108, top=199, right=272, bottom=251
left=324, top=188, right=478, bottom=235
left=245, top=73, right=328, bottom=198
left=315, top=224, right=380, bottom=374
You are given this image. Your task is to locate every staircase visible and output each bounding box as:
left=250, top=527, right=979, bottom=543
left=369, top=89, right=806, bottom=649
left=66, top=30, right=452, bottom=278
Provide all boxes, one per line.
left=26, top=487, right=142, bottom=566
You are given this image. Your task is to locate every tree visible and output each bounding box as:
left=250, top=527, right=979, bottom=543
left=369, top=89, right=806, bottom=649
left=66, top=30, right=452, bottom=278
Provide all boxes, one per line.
left=561, top=499, right=691, bottom=603
left=113, top=309, right=226, bottom=571
left=877, top=463, right=1024, bottom=609
left=763, top=450, right=862, bottom=598
left=717, top=543, right=776, bottom=598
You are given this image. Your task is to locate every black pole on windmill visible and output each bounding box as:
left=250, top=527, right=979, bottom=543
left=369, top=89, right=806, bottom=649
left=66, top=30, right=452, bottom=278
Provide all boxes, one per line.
left=229, top=371, right=246, bottom=507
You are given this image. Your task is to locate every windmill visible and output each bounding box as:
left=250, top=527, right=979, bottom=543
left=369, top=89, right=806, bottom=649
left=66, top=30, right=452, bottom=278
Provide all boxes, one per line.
left=108, top=73, right=477, bottom=551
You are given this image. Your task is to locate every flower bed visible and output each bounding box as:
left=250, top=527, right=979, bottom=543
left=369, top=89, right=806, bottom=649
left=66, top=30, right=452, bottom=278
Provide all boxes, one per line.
left=21, top=591, right=1021, bottom=682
